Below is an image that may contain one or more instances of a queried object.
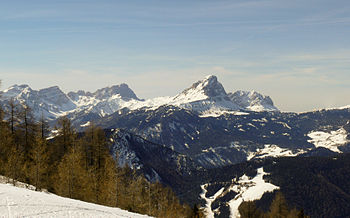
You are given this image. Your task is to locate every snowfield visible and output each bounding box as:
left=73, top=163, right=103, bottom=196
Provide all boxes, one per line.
left=228, top=168, right=279, bottom=218
left=200, top=185, right=224, bottom=218
left=200, top=168, right=279, bottom=218
left=247, top=144, right=306, bottom=161
left=307, top=128, right=349, bottom=153
left=0, top=183, right=150, bottom=218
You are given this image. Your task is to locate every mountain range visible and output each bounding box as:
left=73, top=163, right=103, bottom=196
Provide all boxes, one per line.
left=1, top=75, right=350, bottom=217
left=0, top=75, right=278, bottom=122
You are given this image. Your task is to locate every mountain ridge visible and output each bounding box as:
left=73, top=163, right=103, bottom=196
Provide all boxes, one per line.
left=0, top=75, right=279, bottom=121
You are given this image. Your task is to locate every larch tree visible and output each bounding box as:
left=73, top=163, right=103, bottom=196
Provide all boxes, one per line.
left=0, top=106, right=13, bottom=175
left=268, top=192, right=291, bottom=218
left=238, top=201, right=264, bottom=218
left=29, top=132, right=50, bottom=191
left=51, top=116, right=76, bottom=162
left=9, top=98, right=17, bottom=135
left=55, top=139, right=88, bottom=200
left=18, top=104, right=36, bottom=161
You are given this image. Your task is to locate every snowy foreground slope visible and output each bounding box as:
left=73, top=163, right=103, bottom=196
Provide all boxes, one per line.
left=0, top=183, right=150, bottom=218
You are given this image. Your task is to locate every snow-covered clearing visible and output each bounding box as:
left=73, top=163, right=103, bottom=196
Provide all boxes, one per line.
left=247, top=144, right=306, bottom=161
left=0, top=180, right=150, bottom=218
left=307, top=128, right=349, bottom=153
left=199, top=168, right=278, bottom=218
left=199, top=110, right=249, bottom=118
left=228, top=168, right=279, bottom=217
left=200, top=185, right=224, bottom=218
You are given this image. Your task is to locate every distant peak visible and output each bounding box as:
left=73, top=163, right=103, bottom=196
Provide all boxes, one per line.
left=118, top=83, right=129, bottom=88
left=228, top=90, right=278, bottom=112
left=94, top=83, right=139, bottom=100
left=3, top=84, right=32, bottom=94
left=179, top=75, right=226, bottom=98
left=41, top=86, right=60, bottom=90
left=39, top=86, right=64, bottom=94
left=18, top=84, right=30, bottom=88
left=204, top=74, right=217, bottom=80
left=8, top=84, right=30, bottom=89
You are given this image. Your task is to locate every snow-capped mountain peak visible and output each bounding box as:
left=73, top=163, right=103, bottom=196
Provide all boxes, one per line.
left=38, top=86, right=75, bottom=109
left=93, top=83, right=140, bottom=101
left=68, top=83, right=139, bottom=101
left=175, top=75, right=227, bottom=102
left=2, top=84, right=31, bottom=97
left=228, top=90, right=278, bottom=112
left=0, top=75, right=279, bottom=123
left=0, top=85, right=77, bottom=120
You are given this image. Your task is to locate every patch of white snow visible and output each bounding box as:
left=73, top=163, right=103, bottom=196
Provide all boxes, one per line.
left=247, top=144, right=306, bottom=161
left=307, top=128, right=349, bottom=153
left=200, top=184, right=225, bottom=218
left=228, top=168, right=279, bottom=218
left=0, top=181, right=150, bottom=218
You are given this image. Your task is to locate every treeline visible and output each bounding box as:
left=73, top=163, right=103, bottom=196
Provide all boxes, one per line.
left=262, top=155, right=350, bottom=218
left=0, top=101, right=201, bottom=217
left=239, top=192, right=309, bottom=218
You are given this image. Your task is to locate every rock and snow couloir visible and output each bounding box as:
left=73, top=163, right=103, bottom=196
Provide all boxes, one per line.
left=0, top=75, right=279, bottom=121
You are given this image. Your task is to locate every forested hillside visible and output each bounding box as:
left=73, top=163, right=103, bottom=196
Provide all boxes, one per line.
left=0, top=102, right=200, bottom=218
left=199, top=155, right=350, bottom=218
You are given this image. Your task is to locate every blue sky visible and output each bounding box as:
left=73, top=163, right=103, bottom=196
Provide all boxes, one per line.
left=1, top=0, right=350, bottom=111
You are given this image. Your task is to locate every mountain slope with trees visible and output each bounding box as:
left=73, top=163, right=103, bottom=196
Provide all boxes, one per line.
left=0, top=100, right=197, bottom=217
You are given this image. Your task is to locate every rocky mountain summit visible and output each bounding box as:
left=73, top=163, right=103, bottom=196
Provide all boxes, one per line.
left=228, top=90, right=278, bottom=112
left=0, top=75, right=278, bottom=122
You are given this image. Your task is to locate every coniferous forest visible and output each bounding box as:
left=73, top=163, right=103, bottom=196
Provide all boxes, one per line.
left=0, top=99, right=202, bottom=217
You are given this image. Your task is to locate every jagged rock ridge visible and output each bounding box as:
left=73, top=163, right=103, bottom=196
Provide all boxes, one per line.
left=0, top=75, right=279, bottom=122
left=228, top=90, right=278, bottom=112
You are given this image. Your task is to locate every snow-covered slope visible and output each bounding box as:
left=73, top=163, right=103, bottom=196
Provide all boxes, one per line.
left=228, top=167, right=279, bottom=218
left=228, top=90, right=278, bottom=112
left=67, top=84, right=140, bottom=102
left=246, top=144, right=306, bottom=160
left=0, top=75, right=279, bottom=122
left=171, top=75, right=241, bottom=113
left=0, top=85, right=76, bottom=120
left=120, top=75, right=275, bottom=115
left=200, top=167, right=279, bottom=218
left=307, top=127, right=349, bottom=153
left=0, top=182, right=150, bottom=218
left=0, top=83, right=141, bottom=120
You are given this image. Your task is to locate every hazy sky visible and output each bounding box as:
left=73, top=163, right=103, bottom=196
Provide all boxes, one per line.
left=1, top=0, right=349, bottom=112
